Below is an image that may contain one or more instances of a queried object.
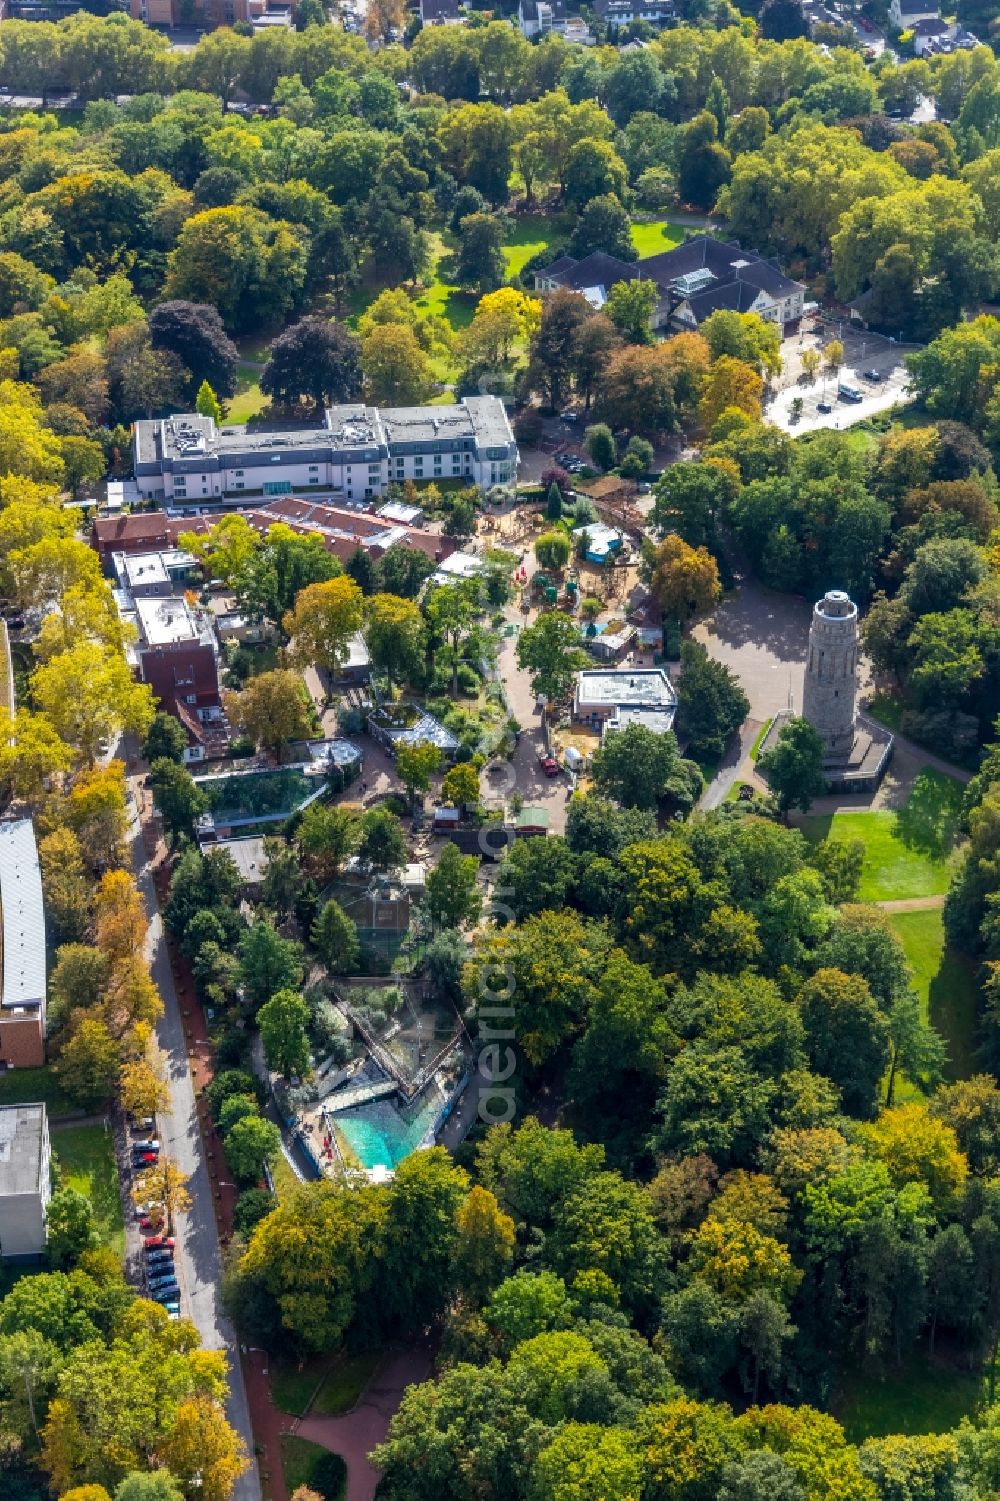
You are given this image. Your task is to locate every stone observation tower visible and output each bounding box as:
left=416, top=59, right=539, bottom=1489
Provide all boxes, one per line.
left=758, top=585, right=894, bottom=795
left=802, top=588, right=858, bottom=762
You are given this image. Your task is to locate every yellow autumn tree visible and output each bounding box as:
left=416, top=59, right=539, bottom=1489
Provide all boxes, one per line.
left=283, top=575, right=365, bottom=682
left=453, top=1185, right=516, bottom=1301
left=32, top=642, right=155, bottom=764
left=861, top=1102, right=968, bottom=1211
left=698, top=355, right=764, bottom=432
left=687, top=1215, right=802, bottom=1304
left=95, top=870, right=147, bottom=967
left=649, top=535, right=722, bottom=619
left=160, top=1396, right=249, bottom=1501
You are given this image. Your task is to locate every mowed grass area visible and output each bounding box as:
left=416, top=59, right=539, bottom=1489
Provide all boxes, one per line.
left=889, top=907, right=978, bottom=1081
left=837, top=1356, right=984, bottom=1445
left=801, top=769, right=964, bottom=900
left=630, top=218, right=686, bottom=258
left=272, top=1351, right=382, bottom=1418
left=280, top=1435, right=346, bottom=1501
left=313, top=1351, right=382, bottom=1416
left=51, top=1122, right=125, bottom=1255
left=0, top=1065, right=75, bottom=1118
left=226, top=364, right=267, bottom=425
left=502, top=213, right=556, bottom=279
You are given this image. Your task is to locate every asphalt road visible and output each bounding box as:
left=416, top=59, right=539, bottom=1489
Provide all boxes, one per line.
left=128, top=797, right=262, bottom=1501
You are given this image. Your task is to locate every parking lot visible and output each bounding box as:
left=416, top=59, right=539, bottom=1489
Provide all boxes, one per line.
left=768, top=324, right=918, bottom=434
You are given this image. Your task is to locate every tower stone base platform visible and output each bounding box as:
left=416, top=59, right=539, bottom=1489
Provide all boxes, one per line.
left=757, top=710, right=894, bottom=796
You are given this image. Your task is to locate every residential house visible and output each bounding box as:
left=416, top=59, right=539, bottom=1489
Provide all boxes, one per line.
left=518, top=0, right=566, bottom=35
left=592, top=0, right=674, bottom=24
left=0, top=821, right=46, bottom=1069
left=117, top=587, right=229, bottom=764
left=420, top=0, right=462, bottom=20
left=913, top=15, right=951, bottom=49
left=0, top=1104, right=50, bottom=1260
left=888, top=0, right=938, bottom=27
left=638, top=237, right=805, bottom=336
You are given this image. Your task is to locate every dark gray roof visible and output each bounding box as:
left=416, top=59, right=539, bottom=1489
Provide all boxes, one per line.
left=536, top=254, right=578, bottom=280
left=421, top=0, right=461, bottom=15
left=638, top=235, right=801, bottom=305
left=913, top=15, right=948, bottom=31
left=536, top=250, right=642, bottom=295
left=896, top=0, right=938, bottom=12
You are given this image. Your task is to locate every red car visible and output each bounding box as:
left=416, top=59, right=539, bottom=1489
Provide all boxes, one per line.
left=144, top=1235, right=176, bottom=1250
left=538, top=755, right=559, bottom=777
left=134, top=1152, right=158, bottom=1167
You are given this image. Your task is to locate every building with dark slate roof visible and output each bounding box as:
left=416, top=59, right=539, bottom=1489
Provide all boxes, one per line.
left=534, top=235, right=805, bottom=337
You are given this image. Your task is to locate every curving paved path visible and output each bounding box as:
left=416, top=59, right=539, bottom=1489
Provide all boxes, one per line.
left=293, top=1350, right=432, bottom=1501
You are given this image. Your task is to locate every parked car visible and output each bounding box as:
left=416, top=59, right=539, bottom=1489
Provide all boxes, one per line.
left=150, top=1286, right=180, bottom=1304
left=143, top=1235, right=175, bottom=1249
left=863, top=368, right=884, bottom=382
left=148, top=1274, right=179, bottom=1294
left=132, top=1139, right=160, bottom=1153
left=146, top=1251, right=174, bottom=1268
left=538, top=754, right=560, bottom=777
left=817, top=400, right=833, bottom=414
left=133, top=1153, right=158, bottom=1168
left=130, top=1116, right=155, bottom=1132
left=560, top=410, right=579, bottom=424
left=838, top=383, right=863, bottom=403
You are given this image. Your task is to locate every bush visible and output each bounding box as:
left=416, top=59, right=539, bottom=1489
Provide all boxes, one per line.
left=312, top=1452, right=348, bottom=1500
left=229, top=735, right=256, bottom=759
left=215, top=1026, right=252, bottom=1069
left=339, top=706, right=364, bottom=735
left=456, top=664, right=482, bottom=697
left=234, top=1187, right=276, bottom=1236
left=662, top=617, right=682, bottom=659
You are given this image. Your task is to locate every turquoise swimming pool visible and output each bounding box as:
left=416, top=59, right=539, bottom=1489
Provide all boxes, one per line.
left=335, top=1086, right=444, bottom=1170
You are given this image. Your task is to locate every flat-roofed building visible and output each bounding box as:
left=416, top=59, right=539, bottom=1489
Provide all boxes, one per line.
left=0, top=821, right=46, bottom=1068
left=573, top=668, right=677, bottom=736
left=132, top=396, right=518, bottom=505
left=0, top=1103, right=50, bottom=1259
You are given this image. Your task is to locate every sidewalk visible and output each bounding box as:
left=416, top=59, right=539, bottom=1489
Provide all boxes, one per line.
left=133, top=793, right=265, bottom=1501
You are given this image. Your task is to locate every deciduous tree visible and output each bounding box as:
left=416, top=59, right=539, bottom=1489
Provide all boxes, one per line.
left=224, top=670, right=313, bottom=763
left=258, top=988, right=311, bottom=1080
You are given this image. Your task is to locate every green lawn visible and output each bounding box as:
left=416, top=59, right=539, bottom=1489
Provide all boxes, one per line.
left=272, top=1359, right=331, bottom=1418
left=271, top=1350, right=380, bottom=1418
left=502, top=214, right=556, bottom=279
left=0, top=1066, right=75, bottom=1119
left=51, top=1123, right=125, bottom=1254
left=889, top=907, right=978, bottom=1081
left=868, top=691, right=905, bottom=733
left=630, top=219, right=686, bottom=259
left=801, top=769, right=964, bottom=901
left=312, top=1352, right=382, bottom=1416
left=837, top=1356, right=984, bottom=1445
left=280, top=1436, right=346, bottom=1501
left=226, top=364, right=267, bottom=425
left=750, top=717, right=773, bottom=760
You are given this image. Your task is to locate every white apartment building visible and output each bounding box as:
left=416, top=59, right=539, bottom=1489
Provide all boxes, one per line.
left=133, top=396, right=518, bottom=507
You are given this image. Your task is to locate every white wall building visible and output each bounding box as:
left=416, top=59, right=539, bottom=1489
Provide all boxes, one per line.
left=0, top=1104, right=50, bottom=1260
left=133, top=397, right=518, bottom=507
